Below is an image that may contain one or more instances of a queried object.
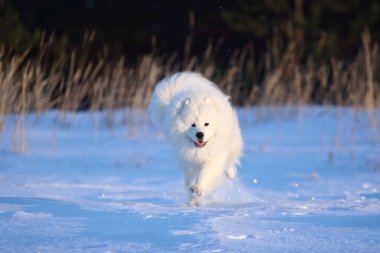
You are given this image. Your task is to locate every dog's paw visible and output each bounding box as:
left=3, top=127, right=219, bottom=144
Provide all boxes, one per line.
left=189, top=196, right=205, bottom=206
left=189, top=198, right=200, bottom=207
left=189, top=185, right=202, bottom=196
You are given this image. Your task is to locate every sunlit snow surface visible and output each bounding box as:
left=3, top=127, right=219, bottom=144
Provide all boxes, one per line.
left=1, top=107, right=380, bottom=252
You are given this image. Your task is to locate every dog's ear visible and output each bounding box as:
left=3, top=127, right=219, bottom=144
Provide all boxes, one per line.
left=204, top=96, right=225, bottom=114
left=172, top=97, right=190, bottom=115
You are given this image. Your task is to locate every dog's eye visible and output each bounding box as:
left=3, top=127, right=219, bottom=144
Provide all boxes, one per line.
left=204, top=123, right=209, bottom=126
left=191, top=123, right=196, bottom=127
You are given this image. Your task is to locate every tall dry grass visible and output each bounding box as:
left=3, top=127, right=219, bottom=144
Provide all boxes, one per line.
left=1, top=31, right=379, bottom=114
left=0, top=30, right=379, bottom=151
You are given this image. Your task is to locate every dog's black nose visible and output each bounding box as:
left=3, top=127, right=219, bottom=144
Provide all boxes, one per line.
left=196, top=132, right=204, bottom=140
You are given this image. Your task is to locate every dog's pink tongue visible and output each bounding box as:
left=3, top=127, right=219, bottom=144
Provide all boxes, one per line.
left=195, top=141, right=204, bottom=147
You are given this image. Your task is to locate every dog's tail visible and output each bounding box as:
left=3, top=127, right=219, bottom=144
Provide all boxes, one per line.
left=148, top=72, right=214, bottom=128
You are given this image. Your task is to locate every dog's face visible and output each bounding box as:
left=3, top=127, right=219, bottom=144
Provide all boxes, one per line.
left=185, top=105, right=217, bottom=148
left=171, top=96, right=218, bottom=148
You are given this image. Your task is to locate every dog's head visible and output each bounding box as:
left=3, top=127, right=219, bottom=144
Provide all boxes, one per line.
left=171, top=96, right=219, bottom=148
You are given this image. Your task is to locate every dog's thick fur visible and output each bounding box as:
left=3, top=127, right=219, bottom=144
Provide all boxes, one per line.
left=148, top=72, right=243, bottom=205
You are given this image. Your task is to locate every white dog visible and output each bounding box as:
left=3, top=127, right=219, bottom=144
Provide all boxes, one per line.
left=148, top=72, right=243, bottom=205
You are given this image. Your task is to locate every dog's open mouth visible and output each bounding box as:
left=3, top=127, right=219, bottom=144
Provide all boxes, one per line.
left=194, top=140, right=207, bottom=148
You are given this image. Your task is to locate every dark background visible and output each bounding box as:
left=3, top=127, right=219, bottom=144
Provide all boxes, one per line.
left=1, top=0, right=379, bottom=62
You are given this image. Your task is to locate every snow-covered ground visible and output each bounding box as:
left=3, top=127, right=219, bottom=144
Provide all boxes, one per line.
left=0, top=106, right=379, bottom=253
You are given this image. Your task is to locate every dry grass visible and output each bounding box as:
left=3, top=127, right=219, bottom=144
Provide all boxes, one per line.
left=0, top=30, right=379, bottom=151
left=0, top=31, right=379, bottom=114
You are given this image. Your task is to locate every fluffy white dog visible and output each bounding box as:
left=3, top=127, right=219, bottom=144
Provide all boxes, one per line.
left=148, top=72, right=243, bottom=205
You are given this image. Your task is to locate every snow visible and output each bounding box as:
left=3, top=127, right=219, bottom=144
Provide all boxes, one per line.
left=0, top=106, right=380, bottom=252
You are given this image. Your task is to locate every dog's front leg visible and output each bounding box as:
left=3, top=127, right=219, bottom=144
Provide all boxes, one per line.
left=192, top=159, right=226, bottom=199
left=183, top=165, right=203, bottom=206
left=188, top=176, right=203, bottom=206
